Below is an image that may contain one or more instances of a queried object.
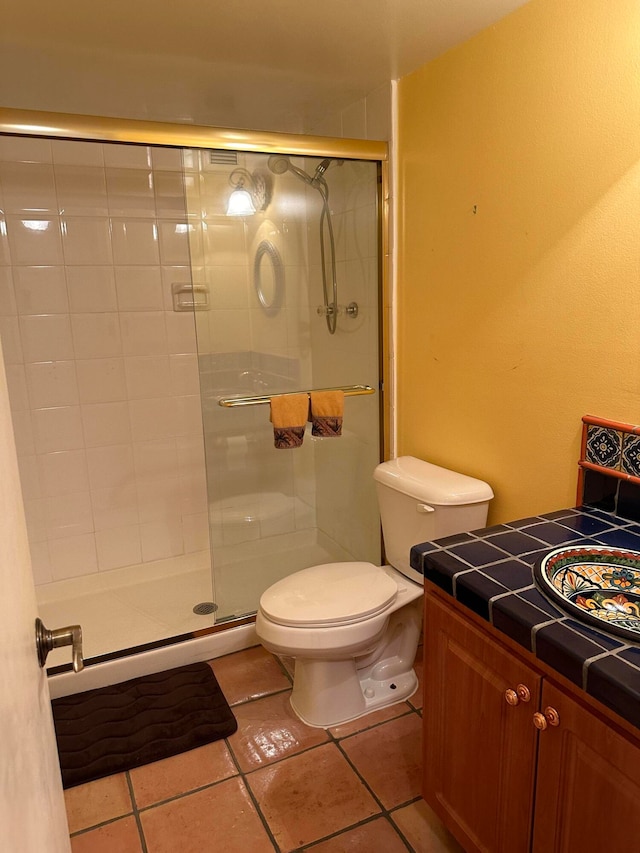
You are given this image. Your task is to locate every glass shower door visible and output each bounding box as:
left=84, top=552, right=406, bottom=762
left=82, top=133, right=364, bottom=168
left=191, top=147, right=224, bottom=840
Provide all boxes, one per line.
left=184, top=149, right=382, bottom=622
left=0, top=135, right=216, bottom=665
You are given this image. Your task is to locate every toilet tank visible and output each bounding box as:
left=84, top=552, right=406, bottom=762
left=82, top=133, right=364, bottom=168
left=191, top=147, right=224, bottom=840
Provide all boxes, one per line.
left=374, top=457, right=494, bottom=581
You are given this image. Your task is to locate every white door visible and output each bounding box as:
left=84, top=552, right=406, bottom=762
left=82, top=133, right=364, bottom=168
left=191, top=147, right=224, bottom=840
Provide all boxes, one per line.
left=0, top=346, right=71, bottom=852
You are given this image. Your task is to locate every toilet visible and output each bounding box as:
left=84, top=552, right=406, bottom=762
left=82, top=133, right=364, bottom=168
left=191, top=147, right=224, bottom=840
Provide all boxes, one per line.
left=255, top=456, right=493, bottom=727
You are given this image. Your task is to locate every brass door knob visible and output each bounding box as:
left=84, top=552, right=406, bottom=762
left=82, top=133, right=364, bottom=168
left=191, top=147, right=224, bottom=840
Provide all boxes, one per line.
left=505, top=688, right=519, bottom=706
left=35, top=617, right=84, bottom=673
left=533, top=711, right=547, bottom=730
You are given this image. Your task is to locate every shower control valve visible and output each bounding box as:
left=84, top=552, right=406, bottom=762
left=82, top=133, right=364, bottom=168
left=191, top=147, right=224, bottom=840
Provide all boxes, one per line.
left=344, top=302, right=359, bottom=318
left=316, top=302, right=359, bottom=318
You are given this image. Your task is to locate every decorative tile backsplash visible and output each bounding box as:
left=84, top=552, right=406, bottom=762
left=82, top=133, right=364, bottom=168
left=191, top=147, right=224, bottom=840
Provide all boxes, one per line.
left=579, top=416, right=640, bottom=518
left=585, top=423, right=623, bottom=469
left=621, top=433, right=640, bottom=478
left=581, top=415, right=640, bottom=480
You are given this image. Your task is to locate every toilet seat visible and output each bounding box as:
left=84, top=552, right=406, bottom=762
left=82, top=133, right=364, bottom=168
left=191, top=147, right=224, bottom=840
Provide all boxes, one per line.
left=259, top=562, right=398, bottom=628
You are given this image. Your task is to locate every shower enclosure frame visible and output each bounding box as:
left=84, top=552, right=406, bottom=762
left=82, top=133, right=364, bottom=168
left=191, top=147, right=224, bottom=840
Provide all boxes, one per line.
left=0, top=107, right=392, bottom=693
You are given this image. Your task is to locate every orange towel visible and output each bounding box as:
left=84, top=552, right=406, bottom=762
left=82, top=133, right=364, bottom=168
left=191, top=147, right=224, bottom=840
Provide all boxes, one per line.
left=309, top=390, right=344, bottom=437
left=270, top=394, right=309, bottom=449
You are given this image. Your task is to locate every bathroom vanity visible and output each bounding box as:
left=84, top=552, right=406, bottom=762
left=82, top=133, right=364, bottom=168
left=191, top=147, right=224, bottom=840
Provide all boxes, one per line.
left=413, top=506, right=640, bottom=853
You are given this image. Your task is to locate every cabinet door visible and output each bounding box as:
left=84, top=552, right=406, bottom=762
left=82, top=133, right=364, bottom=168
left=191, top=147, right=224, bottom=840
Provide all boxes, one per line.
left=423, top=592, right=541, bottom=853
left=533, top=681, right=640, bottom=853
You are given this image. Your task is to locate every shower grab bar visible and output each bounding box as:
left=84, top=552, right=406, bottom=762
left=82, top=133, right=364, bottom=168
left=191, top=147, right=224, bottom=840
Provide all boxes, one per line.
left=217, top=384, right=375, bottom=408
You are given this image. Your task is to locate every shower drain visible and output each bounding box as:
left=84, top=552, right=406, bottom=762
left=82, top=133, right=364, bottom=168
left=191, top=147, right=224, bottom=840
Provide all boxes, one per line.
left=193, top=602, right=218, bottom=615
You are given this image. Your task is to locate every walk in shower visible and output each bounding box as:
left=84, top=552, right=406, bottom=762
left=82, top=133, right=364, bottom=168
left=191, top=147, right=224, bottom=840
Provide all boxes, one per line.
left=0, top=113, right=387, bottom=689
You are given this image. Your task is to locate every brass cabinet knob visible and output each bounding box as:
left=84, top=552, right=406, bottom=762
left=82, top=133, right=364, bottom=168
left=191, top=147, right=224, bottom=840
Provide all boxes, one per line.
left=505, top=683, right=531, bottom=706
left=533, top=711, right=548, bottom=730
left=505, top=688, right=519, bottom=706
left=543, top=706, right=560, bottom=726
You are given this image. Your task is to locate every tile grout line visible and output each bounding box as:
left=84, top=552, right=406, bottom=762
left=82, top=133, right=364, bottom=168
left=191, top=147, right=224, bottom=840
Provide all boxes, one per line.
left=223, top=730, right=282, bottom=852
left=331, top=709, right=423, bottom=852
left=294, top=811, right=415, bottom=852
left=125, top=770, right=150, bottom=853
left=387, top=796, right=430, bottom=853
left=68, top=811, right=136, bottom=839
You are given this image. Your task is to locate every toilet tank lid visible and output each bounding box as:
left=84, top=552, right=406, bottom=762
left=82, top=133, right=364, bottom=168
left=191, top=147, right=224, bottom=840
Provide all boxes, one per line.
left=374, top=456, right=494, bottom=505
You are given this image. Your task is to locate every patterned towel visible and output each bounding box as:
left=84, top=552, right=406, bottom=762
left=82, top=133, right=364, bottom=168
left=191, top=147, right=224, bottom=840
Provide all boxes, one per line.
left=270, top=393, right=309, bottom=449
left=309, top=390, right=344, bottom=437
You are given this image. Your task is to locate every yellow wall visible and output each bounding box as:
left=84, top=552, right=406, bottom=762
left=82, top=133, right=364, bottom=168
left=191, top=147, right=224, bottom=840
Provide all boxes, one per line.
left=397, top=0, right=640, bottom=523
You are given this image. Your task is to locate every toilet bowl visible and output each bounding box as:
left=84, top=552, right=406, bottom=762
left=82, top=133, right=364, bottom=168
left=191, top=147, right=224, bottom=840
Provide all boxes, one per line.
left=256, top=456, right=493, bottom=727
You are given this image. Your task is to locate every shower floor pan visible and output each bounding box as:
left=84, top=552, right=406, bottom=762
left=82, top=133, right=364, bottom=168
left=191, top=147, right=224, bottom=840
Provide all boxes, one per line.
left=37, top=551, right=214, bottom=670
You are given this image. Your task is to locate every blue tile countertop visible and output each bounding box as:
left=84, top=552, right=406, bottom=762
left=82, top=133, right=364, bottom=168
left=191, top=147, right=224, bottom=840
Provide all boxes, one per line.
left=411, top=506, right=640, bottom=731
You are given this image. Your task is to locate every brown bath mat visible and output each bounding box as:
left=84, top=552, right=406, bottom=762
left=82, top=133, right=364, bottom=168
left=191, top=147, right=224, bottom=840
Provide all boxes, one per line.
left=52, top=662, right=237, bottom=789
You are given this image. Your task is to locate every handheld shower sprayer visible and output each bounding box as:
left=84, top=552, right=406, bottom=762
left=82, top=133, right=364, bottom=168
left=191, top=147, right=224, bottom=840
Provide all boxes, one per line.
left=267, top=154, right=342, bottom=333
left=267, top=154, right=314, bottom=186
left=267, top=155, right=291, bottom=175
left=267, top=155, right=341, bottom=187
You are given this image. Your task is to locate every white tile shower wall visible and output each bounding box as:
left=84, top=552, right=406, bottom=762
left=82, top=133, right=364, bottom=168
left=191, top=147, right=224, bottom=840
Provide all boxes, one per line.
left=184, top=151, right=315, bottom=547
left=0, top=139, right=209, bottom=583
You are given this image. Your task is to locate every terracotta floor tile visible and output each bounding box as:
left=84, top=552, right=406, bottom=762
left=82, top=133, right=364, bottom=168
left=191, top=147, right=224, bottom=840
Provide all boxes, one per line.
left=391, top=799, right=465, bottom=852
left=70, top=816, right=143, bottom=853
left=408, top=645, right=423, bottom=710
left=247, top=743, right=379, bottom=852
left=228, top=690, right=330, bottom=772
left=64, top=774, right=132, bottom=834
left=340, top=714, right=422, bottom=809
left=329, top=702, right=412, bottom=739
left=209, top=646, right=290, bottom=705
left=140, top=777, right=273, bottom=853
left=129, top=740, right=238, bottom=808
left=304, top=817, right=408, bottom=852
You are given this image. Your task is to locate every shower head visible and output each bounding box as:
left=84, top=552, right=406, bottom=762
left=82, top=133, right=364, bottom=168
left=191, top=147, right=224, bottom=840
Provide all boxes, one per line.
left=268, top=154, right=313, bottom=185
left=267, top=155, right=291, bottom=175
left=269, top=155, right=314, bottom=186
left=267, top=154, right=335, bottom=187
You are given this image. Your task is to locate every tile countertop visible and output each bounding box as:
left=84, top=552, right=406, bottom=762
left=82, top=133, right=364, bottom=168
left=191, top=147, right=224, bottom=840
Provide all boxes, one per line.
left=411, top=506, right=640, bottom=731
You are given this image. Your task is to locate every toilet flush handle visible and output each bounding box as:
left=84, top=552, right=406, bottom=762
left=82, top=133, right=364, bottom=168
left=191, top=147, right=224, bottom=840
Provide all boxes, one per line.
left=417, top=503, right=435, bottom=513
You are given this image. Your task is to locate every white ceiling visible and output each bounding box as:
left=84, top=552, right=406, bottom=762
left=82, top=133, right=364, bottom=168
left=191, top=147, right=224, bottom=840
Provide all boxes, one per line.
left=0, top=0, right=530, bottom=133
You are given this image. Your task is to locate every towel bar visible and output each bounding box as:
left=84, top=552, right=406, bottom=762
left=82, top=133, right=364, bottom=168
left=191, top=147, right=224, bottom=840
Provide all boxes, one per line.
left=218, top=384, right=375, bottom=408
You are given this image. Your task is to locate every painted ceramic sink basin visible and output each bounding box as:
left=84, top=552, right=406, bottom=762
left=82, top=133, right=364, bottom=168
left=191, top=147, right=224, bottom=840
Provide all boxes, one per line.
left=534, top=545, right=640, bottom=642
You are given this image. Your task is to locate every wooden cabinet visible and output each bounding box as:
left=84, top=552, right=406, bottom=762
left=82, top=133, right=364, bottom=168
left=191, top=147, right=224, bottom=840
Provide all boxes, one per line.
left=423, top=591, right=541, bottom=853
left=423, top=588, right=640, bottom=853
left=533, top=681, right=640, bottom=852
